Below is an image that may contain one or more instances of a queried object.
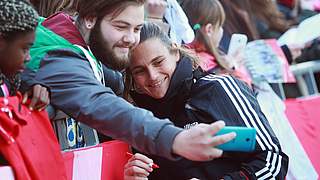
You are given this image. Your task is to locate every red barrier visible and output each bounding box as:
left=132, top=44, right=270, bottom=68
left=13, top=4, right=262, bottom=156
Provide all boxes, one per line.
left=62, top=140, right=130, bottom=180
left=285, top=96, right=320, bottom=175
left=0, top=96, right=66, bottom=180
left=0, top=95, right=130, bottom=180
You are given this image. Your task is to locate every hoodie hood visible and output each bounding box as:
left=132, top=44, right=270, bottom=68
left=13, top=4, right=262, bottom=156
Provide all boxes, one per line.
left=27, top=13, right=86, bottom=71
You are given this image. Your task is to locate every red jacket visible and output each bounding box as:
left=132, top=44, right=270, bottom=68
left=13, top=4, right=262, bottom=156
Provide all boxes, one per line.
left=187, top=41, right=219, bottom=72
left=0, top=94, right=66, bottom=180
left=187, top=41, right=252, bottom=86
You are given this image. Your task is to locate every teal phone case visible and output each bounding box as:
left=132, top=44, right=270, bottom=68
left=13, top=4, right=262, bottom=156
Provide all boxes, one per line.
left=216, top=126, right=256, bottom=152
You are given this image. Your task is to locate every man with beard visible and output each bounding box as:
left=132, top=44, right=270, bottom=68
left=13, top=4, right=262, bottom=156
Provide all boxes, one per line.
left=21, top=0, right=235, bottom=161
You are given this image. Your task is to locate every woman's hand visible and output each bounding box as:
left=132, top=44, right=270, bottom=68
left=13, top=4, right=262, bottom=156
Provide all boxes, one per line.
left=124, top=153, right=154, bottom=180
left=22, top=84, right=50, bottom=111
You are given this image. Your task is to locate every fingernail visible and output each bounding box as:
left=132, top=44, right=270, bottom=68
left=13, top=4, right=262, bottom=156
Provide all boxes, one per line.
left=148, top=163, right=153, bottom=170
left=215, top=121, right=225, bottom=128
left=232, top=132, right=237, bottom=137
left=29, top=107, right=33, bottom=111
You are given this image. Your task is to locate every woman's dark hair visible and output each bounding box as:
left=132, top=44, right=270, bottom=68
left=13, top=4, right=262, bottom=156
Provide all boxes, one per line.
left=220, top=0, right=260, bottom=41
left=249, top=0, right=290, bottom=34
left=139, top=22, right=199, bottom=67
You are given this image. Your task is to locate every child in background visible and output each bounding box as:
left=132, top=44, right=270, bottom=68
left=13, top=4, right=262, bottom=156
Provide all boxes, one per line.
left=181, top=0, right=252, bottom=86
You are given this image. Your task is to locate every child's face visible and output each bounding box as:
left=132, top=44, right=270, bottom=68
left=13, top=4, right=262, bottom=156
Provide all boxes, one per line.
left=130, top=38, right=179, bottom=99
left=0, top=31, right=35, bottom=77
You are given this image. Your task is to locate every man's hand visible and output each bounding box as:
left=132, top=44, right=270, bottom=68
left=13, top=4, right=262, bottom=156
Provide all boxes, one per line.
left=172, top=121, right=236, bottom=161
left=124, top=153, right=153, bottom=180
left=22, top=84, right=50, bottom=111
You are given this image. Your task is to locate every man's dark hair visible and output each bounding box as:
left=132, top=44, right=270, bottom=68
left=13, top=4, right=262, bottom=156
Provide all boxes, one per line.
left=78, top=0, right=145, bottom=20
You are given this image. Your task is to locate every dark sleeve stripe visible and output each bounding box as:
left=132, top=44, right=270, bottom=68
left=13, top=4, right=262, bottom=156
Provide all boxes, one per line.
left=257, top=153, right=283, bottom=180
left=220, top=76, right=284, bottom=180
left=215, top=77, right=271, bottom=149
left=224, top=76, right=279, bottom=151
left=201, top=74, right=278, bottom=150
left=202, top=75, right=267, bottom=149
left=200, top=74, right=283, bottom=179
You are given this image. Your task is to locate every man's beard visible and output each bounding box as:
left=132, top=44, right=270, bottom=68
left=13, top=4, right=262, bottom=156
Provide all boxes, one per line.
left=89, top=22, right=130, bottom=71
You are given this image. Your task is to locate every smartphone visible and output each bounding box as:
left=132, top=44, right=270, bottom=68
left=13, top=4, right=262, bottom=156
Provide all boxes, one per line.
left=227, top=33, right=248, bottom=56
left=216, top=126, right=256, bottom=152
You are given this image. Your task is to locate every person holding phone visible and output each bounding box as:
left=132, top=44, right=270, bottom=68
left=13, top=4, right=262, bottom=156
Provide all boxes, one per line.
left=182, top=0, right=252, bottom=86
left=124, top=21, right=288, bottom=180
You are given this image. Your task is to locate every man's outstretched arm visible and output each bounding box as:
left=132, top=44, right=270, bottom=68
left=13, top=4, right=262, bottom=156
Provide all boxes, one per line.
left=25, top=50, right=235, bottom=161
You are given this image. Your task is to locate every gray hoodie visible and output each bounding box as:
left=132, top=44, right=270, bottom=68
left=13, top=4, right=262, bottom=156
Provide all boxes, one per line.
left=22, top=48, right=182, bottom=160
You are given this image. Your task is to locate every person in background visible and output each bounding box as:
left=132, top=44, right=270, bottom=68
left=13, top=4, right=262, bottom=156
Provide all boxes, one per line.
left=145, top=0, right=195, bottom=44
left=250, top=0, right=295, bottom=39
left=181, top=0, right=252, bottom=86
left=29, top=0, right=79, bottom=17
left=218, top=0, right=259, bottom=52
left=164, top=0, right=195, bottom=44
left=0, top=0, right=50, bottom=108
left=145, top=0, right=170, bottom=33
left=124, top=22, right=288, bottom=180
left=219, top=0, right=302, bottom=65
left=21, top=0, right=235, bottom=162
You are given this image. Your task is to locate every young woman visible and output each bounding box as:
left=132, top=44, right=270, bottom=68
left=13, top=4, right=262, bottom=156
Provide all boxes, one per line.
left=0, top=0, right=64, bottom=179
left=124, top=22, right=288, bottom=180
left=181, top=0, right=252, bottom=86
